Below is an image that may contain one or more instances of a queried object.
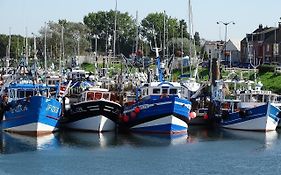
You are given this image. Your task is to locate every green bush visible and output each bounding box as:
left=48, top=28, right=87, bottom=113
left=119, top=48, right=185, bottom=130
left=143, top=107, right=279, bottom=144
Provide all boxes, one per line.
left=258, top=64, right=276, bottom=73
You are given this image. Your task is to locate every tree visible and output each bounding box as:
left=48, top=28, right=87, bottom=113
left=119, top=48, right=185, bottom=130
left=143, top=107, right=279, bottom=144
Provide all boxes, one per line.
left=140, top=12, right=189, bottom=57
left=84, top=10, right=136, bottom=56
left=37, top=20, right=91, bottom=68
left=0, top=34, right=25, bottom=66
left=39, top=20, right=90, bottom=56
left=194, top=31, right=200, bottom=46
left=167, top=38, right=196, bottom=58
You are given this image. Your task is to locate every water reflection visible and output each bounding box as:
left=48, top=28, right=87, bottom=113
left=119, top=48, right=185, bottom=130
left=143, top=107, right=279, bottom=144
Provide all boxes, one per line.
left=221, top=129, right=278, bottom=149
left=0, top=132, right=59, bottom=154
left=59, top=131, right=118, bottom=148
left=123, top=133, right=189, bottom=147
left=1, top=127, right=280, bottom=154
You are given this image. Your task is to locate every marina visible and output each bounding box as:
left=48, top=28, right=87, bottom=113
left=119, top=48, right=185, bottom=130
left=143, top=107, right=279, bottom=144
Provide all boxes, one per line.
left=1, top=0, right=281, bottom=174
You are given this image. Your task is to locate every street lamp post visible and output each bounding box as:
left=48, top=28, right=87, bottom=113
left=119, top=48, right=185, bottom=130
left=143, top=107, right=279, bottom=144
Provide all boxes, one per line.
left=217, top=21, right=235, bottom=67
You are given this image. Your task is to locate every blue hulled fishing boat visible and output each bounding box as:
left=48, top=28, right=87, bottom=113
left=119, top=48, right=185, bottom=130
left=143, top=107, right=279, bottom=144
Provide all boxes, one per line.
left=0, top=36, right=63, bottom=135
left=121, top=47, right=192, bottom=134
left=1, top=83, right=62, bottom=135
left=213, top=80, right=281, bottom=131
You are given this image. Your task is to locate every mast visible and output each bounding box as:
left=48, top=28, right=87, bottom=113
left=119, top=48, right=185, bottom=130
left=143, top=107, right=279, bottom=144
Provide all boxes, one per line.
left=59, top=25, right=64, bottom=74
left=6, top=27, right=12, bottom=70
left=188, top=0, right=192, bottom=77
left=25, top=27, right=29, bottom=66
left=181, top=25, right=184, bottom=75
left=7, top=27, right=11, bottom=59
left=135, top=11, right=139, bottom=53
left=113, top=0, right=117, bottom=59
left=163, top=10, right=166, bottom=59
left=44, top=22, right=47, bottom=82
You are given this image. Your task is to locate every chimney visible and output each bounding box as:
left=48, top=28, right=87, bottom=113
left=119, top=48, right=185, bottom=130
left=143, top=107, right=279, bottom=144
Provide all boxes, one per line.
left=259, top=24, right=263, bottom=30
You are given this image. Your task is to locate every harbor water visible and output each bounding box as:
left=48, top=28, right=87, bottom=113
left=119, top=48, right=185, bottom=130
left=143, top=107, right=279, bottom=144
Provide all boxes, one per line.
left=1, top=126, right=281, bottom=175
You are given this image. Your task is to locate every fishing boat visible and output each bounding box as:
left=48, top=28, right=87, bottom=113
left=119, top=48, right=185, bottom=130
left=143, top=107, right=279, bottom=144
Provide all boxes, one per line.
left=120, top=45, right=192, bottom=134
left=0, top=81, right=62, bottom=135
left=0, top=35, right=63, bottom=136
left=60, top=87, right=122, bottom=132
left=213, top=80, right=281, bottom=131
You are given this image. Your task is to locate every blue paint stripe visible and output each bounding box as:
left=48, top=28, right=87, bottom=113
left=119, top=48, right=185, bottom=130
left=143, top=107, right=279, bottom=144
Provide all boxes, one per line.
left=2, top=96, right=61, bottom=130
left=124, top=97, right=191, bottom=122
left=222, top=103, right=280, bottom=126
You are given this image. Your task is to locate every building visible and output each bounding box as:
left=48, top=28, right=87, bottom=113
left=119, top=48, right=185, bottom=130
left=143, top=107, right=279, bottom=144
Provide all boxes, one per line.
left=221, top=40, right=241, bottom=67
left=203, top=40, right=224, bottom=60
left=203, top=40, right=240, bottom=67
left=240, top=22, right=281, bottom=65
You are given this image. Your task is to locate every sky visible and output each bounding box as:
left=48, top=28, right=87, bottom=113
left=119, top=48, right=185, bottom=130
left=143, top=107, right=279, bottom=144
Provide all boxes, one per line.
left=0, top=0, right=281, bottom=48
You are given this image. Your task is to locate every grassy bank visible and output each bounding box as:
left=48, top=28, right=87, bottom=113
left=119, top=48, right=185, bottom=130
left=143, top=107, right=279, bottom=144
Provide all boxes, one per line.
left=258, top=72, right=281, bottom=94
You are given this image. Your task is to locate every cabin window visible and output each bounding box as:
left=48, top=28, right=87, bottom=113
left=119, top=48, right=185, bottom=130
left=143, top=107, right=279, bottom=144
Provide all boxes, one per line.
left=87, top=92, right=95, bottom=100
left=17, top=91, right=25, bottom=98
left=95, top=92, right=102, bottom=100
left=162, top=88, right=168, bottom=94
left=103, top=93, right=110, bottom=100
left=169, top=89, right=177, bottom=94
left=26, top=91, right=34, bottom=97
left=146, top=89, right=149, bottom=95
left=153, top=88, right=160, bottom=94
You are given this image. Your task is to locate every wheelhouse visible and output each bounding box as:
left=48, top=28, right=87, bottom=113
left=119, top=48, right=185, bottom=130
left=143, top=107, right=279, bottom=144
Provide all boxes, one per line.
left=78, top=88, right=116, bottom=102
left=6, top=84, right=51, bottom=102
left=138, top=82, right=181, bottom=100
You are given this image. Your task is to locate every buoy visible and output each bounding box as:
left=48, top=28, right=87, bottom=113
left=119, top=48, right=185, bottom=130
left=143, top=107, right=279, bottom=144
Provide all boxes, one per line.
left=134, top=107, right=140, bottom=113
left=203, top=114, right=208, bottom=120
left=122, top=115, right=129, bottom=122
left=130, top=111, right=136, bottom=119
left=189, top=112, right=196, bottom=119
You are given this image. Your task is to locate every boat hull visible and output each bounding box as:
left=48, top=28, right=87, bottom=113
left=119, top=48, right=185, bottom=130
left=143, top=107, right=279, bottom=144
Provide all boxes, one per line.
left=221, top=103, right=280, bottom=131
left=64, top=115, right=115, bottom=132
left=122, top=97, right=191, bottom=134
left=1, top=96, right=62, bottom=136
left=61, top=100, right=121, bottom=132
left=131, top=115, right=188, bottom=134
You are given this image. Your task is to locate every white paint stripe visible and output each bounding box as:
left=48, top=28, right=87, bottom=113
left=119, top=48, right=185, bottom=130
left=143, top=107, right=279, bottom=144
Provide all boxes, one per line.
left=132, top=115, right=187, bottom=129
left=4, top=123, right=57, bottom=132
